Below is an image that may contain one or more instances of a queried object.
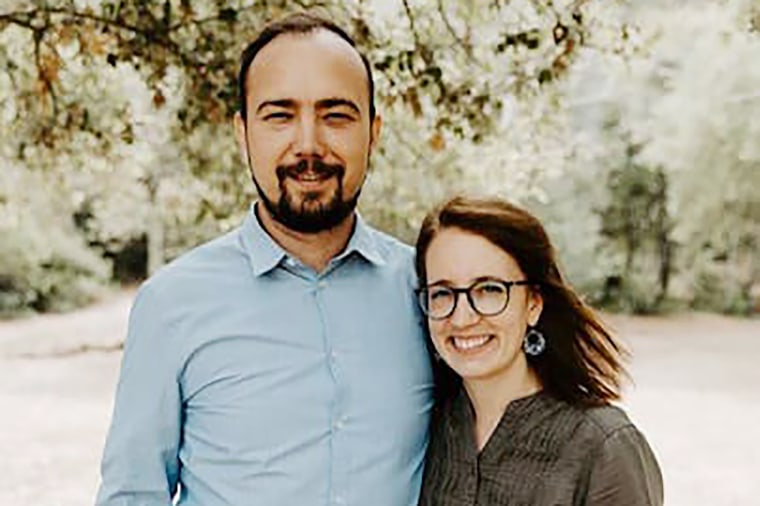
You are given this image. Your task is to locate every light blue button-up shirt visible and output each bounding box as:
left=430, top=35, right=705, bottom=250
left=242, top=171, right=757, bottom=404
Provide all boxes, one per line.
left=96, top=205, right=433, bottom=506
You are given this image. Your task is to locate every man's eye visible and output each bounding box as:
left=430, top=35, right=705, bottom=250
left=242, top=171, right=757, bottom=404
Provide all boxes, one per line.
left=324, top=112, right=353, bottom=122
left=263, top=112, right=292, bottom=121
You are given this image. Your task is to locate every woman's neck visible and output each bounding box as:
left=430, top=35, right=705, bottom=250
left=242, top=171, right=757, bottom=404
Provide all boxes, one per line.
left=464, top=365, right=542, bottom=451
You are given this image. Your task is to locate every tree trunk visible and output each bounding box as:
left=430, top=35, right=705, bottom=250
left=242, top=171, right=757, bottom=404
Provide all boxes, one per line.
left=145, top=175, right=164, bottom=276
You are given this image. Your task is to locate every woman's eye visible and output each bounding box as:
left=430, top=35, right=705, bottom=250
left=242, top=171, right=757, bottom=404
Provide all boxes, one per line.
left=429, top=288, right=452, bottom=300
left=476, top=282, right=506, bottom=294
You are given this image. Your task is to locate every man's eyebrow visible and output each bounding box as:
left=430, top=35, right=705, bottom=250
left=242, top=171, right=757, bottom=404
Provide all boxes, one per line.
left=316, top=98, right=361, bottom=114
left=256, top=99, right=296, bottom=114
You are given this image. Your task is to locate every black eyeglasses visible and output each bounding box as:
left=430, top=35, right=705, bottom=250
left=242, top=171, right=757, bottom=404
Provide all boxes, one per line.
left=416, top=279, right=533, bottom=320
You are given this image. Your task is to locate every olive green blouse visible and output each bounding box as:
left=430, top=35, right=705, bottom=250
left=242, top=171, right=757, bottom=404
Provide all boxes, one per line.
left=419, top=389, right=663, bottom=506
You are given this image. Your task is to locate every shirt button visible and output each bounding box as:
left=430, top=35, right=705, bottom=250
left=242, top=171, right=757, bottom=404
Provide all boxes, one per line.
left=334, top=416, right=348, bottom=430
left=334, top=496, right=345, bottom=505
left=317, top=280, right=328, bottom=290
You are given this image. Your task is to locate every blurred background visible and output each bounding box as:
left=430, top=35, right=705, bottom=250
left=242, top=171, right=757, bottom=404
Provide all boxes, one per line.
left=0, top=0, right=758, bottom=504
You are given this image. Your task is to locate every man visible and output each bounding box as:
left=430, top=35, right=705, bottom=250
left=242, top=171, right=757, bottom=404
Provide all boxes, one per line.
left=96, top=13, right=433, bottom=506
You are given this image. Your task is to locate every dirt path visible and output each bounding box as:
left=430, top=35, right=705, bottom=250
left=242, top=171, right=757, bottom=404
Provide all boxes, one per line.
left=608, top=313, right=760, bottom=506
left=0, top=292, right=131, bottom=506
left=1, top=293, right=758, bottom=505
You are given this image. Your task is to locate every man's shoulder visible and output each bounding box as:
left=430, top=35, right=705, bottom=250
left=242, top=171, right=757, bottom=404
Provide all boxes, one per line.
left=140, top=226, right=245, bottom=298
left=363, top=224, right=415, bottom=264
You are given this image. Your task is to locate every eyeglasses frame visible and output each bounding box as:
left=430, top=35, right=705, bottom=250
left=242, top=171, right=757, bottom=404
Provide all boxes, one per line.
left=416, top=279, right=534, bottom=320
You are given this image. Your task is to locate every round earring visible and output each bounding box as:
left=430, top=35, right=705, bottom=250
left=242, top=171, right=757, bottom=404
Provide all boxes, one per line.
left=523, top=327, right=546, bottom=356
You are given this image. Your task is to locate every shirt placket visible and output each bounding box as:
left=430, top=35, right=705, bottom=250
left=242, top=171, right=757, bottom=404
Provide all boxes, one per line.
left=311, top=268, right=350, bottom=506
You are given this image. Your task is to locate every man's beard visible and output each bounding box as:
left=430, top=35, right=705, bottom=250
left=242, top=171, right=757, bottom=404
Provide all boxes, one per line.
left=253, top=158, right=361, bottom=234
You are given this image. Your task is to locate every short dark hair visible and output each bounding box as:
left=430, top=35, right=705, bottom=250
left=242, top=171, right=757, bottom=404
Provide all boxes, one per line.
left=416, top=196, right=629, bottom=407
left=237, top=12, right=375, bottom=121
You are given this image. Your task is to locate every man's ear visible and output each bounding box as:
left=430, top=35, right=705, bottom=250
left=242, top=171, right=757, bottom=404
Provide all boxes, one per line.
left=233, top=112, right=249, bottom=165
left=369, top=114, right=382, bottom=153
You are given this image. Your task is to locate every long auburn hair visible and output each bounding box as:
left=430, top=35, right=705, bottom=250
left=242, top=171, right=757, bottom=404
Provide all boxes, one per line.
left=415, top=196, right=628, bottom=407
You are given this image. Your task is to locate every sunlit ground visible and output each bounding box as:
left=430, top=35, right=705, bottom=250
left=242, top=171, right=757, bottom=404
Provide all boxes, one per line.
left=1, top=292, right=758, bottom=505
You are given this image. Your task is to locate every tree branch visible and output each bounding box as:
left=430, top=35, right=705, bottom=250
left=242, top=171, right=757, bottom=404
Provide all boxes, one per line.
left=401, top=0, right=422, bottom=48
left=386, top=122, right=427, bottom=165
left=32, top=28, right=59, bottom=119
left=167, top=3, right=263, bottom=32
left=436, top=0, right=472, bottom=58
left=1, top=7, right=204, bottom=68
left=0, top=12, right=37, bottom=31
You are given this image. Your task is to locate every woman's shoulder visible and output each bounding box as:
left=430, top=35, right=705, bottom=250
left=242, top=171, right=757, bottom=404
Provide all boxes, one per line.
left=579, top=403, right=637, bottom=439
left=529, top=394, right=634, bottom=437
left=542, top=398, right=652, bottom=458
left=564, top=402, right=655, bottom=456
left=573, top=404, right=664, bottom=505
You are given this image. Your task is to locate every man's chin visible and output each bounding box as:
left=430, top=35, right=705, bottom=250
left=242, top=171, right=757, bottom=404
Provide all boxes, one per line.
left=285, top=174, right=338, bottom=194
left=273, top=198, right=355, bottom=234
left=298, top=195, right=336, bottom=212
left=282, top=213, right=352, bottom=234
left=255, top=181, right=361, bottom=234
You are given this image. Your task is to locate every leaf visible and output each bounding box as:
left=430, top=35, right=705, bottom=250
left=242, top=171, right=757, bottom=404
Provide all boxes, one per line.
left=428, top=131, right=446, bottom=152
left=79, top=28, right=112, bottom=57
left=56, top=24, right=78, bottom=46
left=40, top=54, right=61, bottom=84
left=403, top=88, right=423, bottom=117
left=218, top=8, right=237, bottom=23
left=153, top=90, right=166, bottom=108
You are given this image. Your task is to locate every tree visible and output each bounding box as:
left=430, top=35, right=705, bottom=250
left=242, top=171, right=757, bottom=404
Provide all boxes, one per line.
left=552, top=0, right=760, bottom=313
left=6, top=0, right=756, bottom=315
left=1, top=0, right=606, bottom=312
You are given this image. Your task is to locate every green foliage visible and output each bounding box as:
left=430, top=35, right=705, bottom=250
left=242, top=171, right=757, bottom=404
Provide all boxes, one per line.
left=1, top=0, right=595, bottom=314
left=0, top=0, right=587, bottom=146
left=0, top=0, right=757, bottom=316
left=594, top=144, right=672, bottom=314
left=692, top=268, right=754, bottom=317
left=0, top=165, right=110, bottom=317
left=552, top=0, right=760, bottom=314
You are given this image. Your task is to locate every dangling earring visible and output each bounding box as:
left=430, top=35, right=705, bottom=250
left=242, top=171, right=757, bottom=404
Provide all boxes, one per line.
left=523, top=327, right=546, bottom=356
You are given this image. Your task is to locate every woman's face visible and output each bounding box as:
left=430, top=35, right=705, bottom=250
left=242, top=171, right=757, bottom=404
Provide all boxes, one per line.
left=423, top=227, right=543, bottom=384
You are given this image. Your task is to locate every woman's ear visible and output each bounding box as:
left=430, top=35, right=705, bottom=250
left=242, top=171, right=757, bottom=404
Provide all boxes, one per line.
left=527, top=289, right=544, bottom=327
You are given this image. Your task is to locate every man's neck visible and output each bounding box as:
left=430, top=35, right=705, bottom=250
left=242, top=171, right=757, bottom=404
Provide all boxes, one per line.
left=256, top=203, right=356, bottom=273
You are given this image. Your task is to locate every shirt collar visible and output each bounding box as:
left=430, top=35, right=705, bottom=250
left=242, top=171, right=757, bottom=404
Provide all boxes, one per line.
left=337, top=212, right=386, bottom=267
left=450, top=387, right=555, bottom=460
left=240, top=202, right=386, bottom=277
left=240, top=203, right=287, bottom=277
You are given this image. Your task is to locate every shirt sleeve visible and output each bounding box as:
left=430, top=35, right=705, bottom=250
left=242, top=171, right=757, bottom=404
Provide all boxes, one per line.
left=584, top=425, right=664, bottom=506
left=95, top=285, right=182, bottom=505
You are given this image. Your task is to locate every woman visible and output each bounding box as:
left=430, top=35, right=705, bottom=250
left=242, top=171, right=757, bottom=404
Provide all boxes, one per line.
left=416, top=196, right=663, bottom=505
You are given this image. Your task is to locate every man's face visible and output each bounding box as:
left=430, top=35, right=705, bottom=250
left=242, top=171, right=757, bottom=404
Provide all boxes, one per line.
left=234, top=30, right=381, bottom=233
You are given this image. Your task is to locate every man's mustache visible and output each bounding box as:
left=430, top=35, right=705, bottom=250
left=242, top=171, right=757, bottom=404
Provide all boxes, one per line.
left=276, top=159, right=345, bottom=181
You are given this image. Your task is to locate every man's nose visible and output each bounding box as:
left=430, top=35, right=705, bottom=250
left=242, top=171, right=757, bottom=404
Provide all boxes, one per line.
left=293, top=114, right=327, bottom=158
